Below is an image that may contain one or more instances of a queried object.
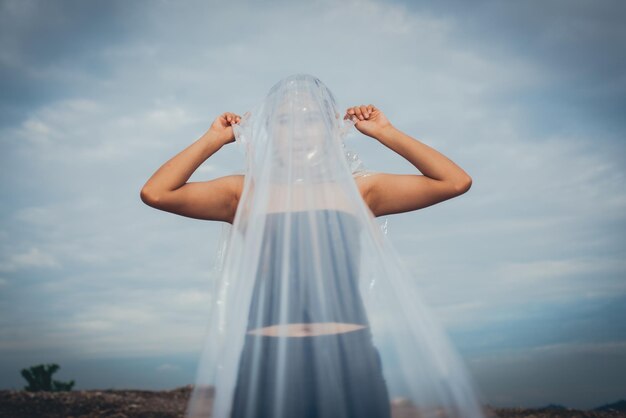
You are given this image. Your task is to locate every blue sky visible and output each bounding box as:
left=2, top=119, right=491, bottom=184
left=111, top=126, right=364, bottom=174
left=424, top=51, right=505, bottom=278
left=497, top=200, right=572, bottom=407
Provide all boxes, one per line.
left=1, top=0, right=625, bottom=409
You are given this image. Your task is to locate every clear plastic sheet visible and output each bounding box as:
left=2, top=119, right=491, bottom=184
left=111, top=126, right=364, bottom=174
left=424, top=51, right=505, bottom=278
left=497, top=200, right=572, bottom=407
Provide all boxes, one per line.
left=185, top=74, right=488, bottom=418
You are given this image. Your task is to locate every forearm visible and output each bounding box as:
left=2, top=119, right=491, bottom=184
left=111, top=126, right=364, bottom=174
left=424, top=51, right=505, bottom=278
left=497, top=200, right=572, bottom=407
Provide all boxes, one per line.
left=141, top=129, right=226, bottom=197
left=374, top=125, right=471, bottom=186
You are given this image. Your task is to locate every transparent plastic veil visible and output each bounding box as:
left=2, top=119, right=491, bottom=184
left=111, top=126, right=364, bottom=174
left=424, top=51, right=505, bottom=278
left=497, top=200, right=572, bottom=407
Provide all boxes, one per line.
left=185, top=74, right=489, bottom=418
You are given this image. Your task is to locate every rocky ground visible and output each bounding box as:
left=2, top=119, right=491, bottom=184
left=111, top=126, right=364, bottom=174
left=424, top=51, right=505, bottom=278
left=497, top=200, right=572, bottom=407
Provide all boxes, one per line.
left=1, top=385, right=624, bottom=418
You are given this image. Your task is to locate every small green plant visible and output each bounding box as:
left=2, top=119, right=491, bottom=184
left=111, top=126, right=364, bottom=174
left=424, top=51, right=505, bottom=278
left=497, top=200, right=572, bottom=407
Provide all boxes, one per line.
left=21, top=363, right=75, bottom=392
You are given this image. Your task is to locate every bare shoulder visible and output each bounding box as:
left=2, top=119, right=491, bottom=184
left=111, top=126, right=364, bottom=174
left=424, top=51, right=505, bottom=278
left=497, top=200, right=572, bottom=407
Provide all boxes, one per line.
left=223, top=174, right=244, bottom=221
left=230, top=174, right=245, bottom=192
left=353, top=173, right=377, bottom=209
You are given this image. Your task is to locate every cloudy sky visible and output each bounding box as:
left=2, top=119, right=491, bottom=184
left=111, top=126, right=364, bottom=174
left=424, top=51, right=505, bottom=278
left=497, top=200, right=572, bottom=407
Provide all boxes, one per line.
left=1, top=0, right=625, bottom=410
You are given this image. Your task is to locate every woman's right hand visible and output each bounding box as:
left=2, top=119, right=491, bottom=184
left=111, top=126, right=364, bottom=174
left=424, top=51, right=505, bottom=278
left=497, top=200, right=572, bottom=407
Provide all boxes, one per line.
left=208, top=112, right=242, bottom=145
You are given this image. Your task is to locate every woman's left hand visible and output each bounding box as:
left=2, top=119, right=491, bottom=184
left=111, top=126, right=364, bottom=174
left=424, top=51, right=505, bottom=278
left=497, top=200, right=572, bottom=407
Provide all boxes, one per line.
left=344, top=104, right=392, bottom=138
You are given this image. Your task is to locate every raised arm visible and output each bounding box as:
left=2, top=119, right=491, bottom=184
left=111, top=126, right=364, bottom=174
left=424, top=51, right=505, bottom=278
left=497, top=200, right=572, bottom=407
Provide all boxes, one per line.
left=139, top=112, right=243, bottom=223
left=345, top=105, right=472, bottom=217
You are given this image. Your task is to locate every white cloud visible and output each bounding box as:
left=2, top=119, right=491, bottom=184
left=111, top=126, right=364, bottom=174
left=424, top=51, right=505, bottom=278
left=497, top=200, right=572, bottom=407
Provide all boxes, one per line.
left=0, top=247, right=61, bottom=272
left=14, top=206, right=53, bottom=226
left=470, top=340, right=626, bottom=363
left=4, top=98, right=201, bottom=163
left=496, top=257, right=624, bottom=283
left=197, top=164, right=218, bottom=173
left=157, top=363, right=182, bottom=372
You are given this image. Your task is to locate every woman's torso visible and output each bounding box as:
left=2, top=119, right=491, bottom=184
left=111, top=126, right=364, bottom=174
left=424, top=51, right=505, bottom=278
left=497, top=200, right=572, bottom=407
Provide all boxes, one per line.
left=245, top=209, right=370, bottom=336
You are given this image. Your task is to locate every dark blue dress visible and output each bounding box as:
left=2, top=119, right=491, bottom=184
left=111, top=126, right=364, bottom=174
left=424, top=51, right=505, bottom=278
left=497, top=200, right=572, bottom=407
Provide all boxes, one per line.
left=230, top=210, right=391, bottom=418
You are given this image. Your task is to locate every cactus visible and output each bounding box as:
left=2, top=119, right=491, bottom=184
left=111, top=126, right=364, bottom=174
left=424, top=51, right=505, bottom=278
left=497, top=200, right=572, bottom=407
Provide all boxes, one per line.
left=21, top=363, right=75, bottom=392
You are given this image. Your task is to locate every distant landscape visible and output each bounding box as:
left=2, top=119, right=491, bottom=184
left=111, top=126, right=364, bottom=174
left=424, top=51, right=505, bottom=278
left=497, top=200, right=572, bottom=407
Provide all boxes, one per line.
left=1, top=385, right=625, bottom=418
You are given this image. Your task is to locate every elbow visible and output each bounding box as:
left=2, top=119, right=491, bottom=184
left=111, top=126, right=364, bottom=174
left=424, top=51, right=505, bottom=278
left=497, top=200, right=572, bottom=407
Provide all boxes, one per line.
left=453, top=176, right=472, bottom=195
left=140, top=186, right=161, bottom=207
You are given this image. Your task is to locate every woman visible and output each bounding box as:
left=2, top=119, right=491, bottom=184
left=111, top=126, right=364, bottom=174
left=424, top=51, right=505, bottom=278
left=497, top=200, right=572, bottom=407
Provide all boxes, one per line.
left=140, top=74, right=477, bottom=418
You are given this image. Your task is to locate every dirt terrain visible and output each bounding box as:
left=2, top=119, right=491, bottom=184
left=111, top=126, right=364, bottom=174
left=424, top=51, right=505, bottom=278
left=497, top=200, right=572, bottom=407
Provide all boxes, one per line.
left=1, top=385, right=624, bottom=418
